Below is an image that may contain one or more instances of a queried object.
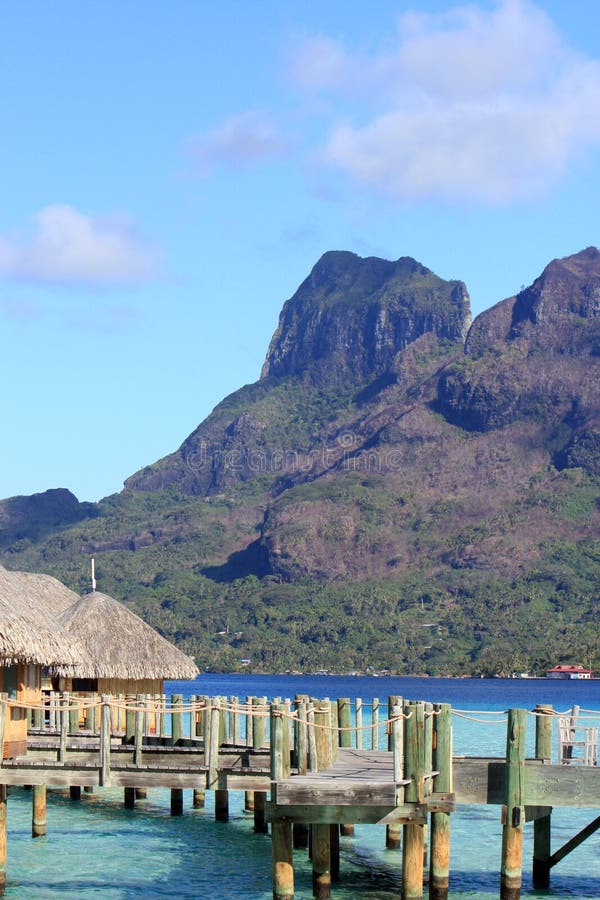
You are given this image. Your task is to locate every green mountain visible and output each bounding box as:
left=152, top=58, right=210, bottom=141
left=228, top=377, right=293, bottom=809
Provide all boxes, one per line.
left=1, top=248, right=599, bottom=676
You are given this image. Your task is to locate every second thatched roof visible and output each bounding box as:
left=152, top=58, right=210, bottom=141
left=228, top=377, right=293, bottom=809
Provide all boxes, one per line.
left=54, top=590, right=199, bottom=680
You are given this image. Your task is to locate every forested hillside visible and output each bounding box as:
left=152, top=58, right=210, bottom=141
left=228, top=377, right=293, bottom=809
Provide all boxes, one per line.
left=1, top=248, right=599, bottom=676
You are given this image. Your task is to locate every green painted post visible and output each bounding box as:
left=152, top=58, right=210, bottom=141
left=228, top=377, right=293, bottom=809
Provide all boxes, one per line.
left=501, top=708, right=527, bottom=900
left=429, top=703, right=452, bottom=900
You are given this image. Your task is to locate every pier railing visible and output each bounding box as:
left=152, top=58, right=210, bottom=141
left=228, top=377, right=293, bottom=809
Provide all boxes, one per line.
left=0, top=693, right=597, bottom=899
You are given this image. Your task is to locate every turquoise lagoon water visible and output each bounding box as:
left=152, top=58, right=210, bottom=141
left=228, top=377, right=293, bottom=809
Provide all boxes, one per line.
left=4, top=674, right=600, bottom=899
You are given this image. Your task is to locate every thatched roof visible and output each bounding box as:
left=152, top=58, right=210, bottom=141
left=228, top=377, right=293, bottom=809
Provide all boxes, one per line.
left=0, top=565, right=82, bottom=666
left=54, top=591, right=199, bottom=680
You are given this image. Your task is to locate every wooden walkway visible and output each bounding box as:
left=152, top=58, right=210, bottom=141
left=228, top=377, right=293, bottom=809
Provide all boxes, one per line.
left=0, top=693, right=598, bottom=899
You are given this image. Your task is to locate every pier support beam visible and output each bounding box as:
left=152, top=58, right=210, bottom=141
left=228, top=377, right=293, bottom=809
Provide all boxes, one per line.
left=271, top=701, right=294, bottom=898
left=272, top=820, right=294, bottom=899
left=532, top=705, right=553, bottom=889
left=429, top=703, right=452, bottom=900
left=192, top=788, right=205, bottom=808
left=501, top=708, right=526, bottom=900
left=215, top=789, right=229, bottom=822
left=254, top=791, right=268, bottom=833
left=311, top=823, right=331, bottom=898
left=387, top=695, right=402, bottom=851
left=170, top=788, right=183, bottom=816
left=32, top=784, right=46, bottom=837
left=402, top=701, right=425, bottom=900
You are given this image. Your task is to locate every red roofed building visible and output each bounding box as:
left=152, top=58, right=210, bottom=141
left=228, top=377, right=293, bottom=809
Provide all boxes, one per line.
left=546, top=664, right=592, bottom=680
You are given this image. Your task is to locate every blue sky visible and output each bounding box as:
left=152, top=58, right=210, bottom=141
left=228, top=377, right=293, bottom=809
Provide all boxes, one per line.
left=1, top=0, right=599, bottom=502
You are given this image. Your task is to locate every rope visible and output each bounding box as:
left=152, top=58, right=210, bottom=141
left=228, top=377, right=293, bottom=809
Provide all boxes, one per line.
left=452, top=710, right=507, bottom=725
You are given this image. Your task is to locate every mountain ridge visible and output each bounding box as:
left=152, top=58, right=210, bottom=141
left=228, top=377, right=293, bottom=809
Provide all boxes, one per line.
left=1, top=247, right=599, bottom=677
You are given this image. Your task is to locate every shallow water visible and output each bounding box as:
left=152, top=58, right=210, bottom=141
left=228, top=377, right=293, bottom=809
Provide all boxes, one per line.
left=4, top=675, right=600, bottom=898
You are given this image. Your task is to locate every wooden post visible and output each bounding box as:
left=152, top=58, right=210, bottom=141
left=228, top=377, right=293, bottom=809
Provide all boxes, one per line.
left=99, top=695, right=111, bottom=787
left=312, top=824, right=331, bottom=898
left=429, top=703, right=452, bottom=900
left=32, top=784, right=46, bottom=837
left=254, top=789, right=268, bottom=833
left=338, top=697, right=355, bottom=838
left=170, top=788, right=183, bottom=816
left=402, top=701, right=425, bottom=900
left=124, top=787, right=136, bottom=809
left=314, top=700, right=331, bottom=770
left=69, top=786, right=81, bottom=801
left=59, top=691, right=69, bottom=762
left=206, top=699, right=220, bottom=791
left=372, top=697, right=380, bottom=750
left=125, top=695, right=135, bottom=744
left=134, top=695, right=144, bottom=767
left=271, top=701, right=294, bottom=899
left=69, top=694, right=79, bottom=734
left=355, top=698, right=363, bottom=749
left=171, top=694, right=183, bottom=745
left=387, top=695, right=402, bottom=850
left=0, top=785, right=6, bottom=896
left=501, top=708, right=527, bottom=900
left=135, top=788, right=147, bottom=800
left=307, top=704, right=318, bottom=772
left=532, top=704, right=553, bottom=889
left=330, top=824, right=340, bottom=882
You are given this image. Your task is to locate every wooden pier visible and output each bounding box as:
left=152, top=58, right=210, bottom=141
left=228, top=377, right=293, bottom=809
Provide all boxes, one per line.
left=0, top=692, right=598, bottom=897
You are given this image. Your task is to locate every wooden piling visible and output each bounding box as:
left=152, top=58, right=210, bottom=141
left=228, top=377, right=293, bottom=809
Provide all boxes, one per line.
left=124, top=787, right=136, bottom=809
left=338, top=698, right=355, bottom=838
left=271, top=700, right=294, bottom=899
left=32, top=784, right=46, bottom=837
left=171, top=694, right=183, bottom=745
left=170, top=788, right=183, bottom=816
left=500, top=708, right=526, bottom=900
left=355, top=698, right=363, bottom=750
left=59, top=692, right=69, bottom=762
left=372, top=697, right=380, bottom=750
left=312, top=824, right=331, bottom=898
left=402, top=701, right=425, bottom=900
left=532, top=704, right=553, bottom=889
left=386, top=695, right=402, bottom=851
left=69, top=786, right=81, bottom=801
left=99, top=696, right=111, bottom=787
left=429, top=703, right=452, bottom=900
left=253, top=789, right=268, bottom=833
left=192, top=787, right=205, bottom=808
left=215, top=789, right=229, bottom=822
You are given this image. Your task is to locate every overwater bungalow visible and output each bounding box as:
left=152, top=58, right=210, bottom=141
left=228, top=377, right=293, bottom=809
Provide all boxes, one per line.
left=52, top=588, right=199, bottom=695
left=0, top=566, right=81, bottom=757
left=0, top=563, right=198, bottom=741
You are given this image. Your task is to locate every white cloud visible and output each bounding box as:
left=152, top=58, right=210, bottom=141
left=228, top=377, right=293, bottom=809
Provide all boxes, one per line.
left=0, top=205, right=158, bottom=285
left=189, top=110, right=288, bottom=173
left=290, top=0, right=600, bottom=203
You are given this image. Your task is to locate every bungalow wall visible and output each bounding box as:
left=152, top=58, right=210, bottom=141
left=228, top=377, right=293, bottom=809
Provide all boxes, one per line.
left=0, top=662, right=41, bottom=758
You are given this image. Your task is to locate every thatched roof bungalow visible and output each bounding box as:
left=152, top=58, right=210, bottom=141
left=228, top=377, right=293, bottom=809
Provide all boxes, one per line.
left=54, top=590, right=199, bottom=695
left=0, top=565, right=82, bottom=756
left=0, top=564, right=198, bottom=750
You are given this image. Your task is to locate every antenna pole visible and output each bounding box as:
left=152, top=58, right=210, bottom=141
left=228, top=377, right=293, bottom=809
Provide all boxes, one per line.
left=91, top=557, right=97, bottom=592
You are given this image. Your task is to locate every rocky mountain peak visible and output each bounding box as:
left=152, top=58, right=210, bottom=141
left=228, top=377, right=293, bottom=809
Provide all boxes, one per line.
left=261, top=251, right=471, bottom=384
